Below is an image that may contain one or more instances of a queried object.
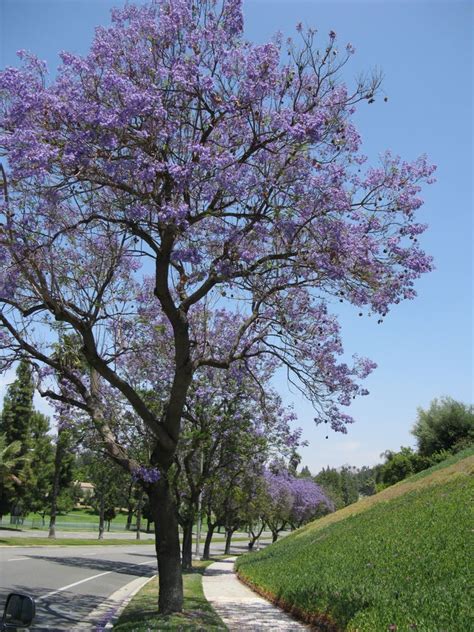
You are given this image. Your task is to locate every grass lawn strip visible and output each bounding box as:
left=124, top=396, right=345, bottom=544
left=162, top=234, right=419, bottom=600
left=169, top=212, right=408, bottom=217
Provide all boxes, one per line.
left=236, top=453, right=473, bottom=631
left=114, top=559, right=227, bottom=631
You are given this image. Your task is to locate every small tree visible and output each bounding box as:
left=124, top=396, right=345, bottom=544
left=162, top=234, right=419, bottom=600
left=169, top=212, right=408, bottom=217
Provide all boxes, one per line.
left=82, top=450, right=131, bottom=539
left=412, top=398, right=474, bottom=456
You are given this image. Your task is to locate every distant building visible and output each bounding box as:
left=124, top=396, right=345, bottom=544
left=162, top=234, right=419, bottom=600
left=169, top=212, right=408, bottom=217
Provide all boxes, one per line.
left=75, top=481, right=94, bottom=506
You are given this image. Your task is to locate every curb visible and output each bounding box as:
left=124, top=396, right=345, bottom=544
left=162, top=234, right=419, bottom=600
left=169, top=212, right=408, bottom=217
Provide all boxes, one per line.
left=77, top=573, right=156, bottom=631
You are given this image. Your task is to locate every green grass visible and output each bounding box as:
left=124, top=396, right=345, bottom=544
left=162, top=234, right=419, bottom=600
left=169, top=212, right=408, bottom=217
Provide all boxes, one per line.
left=1, top=507, right=130, bottom=530
left=114, top=560, right=227, bottom=631
left=236, top=453, right=474, bottom=631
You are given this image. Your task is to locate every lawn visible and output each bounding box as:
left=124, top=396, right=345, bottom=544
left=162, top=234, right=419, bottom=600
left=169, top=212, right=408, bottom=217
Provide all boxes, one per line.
left=0, top=507, right=130, bottom=529
left=114, top=560, right=227, bottom=631
left=236, top=452, right=474, bottom=631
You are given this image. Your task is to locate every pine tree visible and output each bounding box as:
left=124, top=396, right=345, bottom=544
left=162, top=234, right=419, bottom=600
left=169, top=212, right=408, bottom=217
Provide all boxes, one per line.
left=24, top=412, right=54, bottom=521
left=0, top=360, right=35, bottom=519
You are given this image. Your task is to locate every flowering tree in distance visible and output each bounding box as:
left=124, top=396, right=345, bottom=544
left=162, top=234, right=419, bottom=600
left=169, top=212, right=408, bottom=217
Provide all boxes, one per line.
left=262, top=467, right=331, bottom=541
left=0, top=0, right=434, bottom=612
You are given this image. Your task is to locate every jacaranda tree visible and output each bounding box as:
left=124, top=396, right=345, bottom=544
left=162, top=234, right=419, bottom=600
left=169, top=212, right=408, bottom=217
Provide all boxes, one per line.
left=0, top=0, right=434, bottom=612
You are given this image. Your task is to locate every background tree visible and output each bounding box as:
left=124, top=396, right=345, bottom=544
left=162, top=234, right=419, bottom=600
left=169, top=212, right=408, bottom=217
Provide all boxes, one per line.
left=288, top=476, right=332, bottom=529
left=0, top=433, right=24, bottom=521
left=0, top=0, right=434, bottom=613
left=262, top=466, right=330, bottom=541
left=354, top=465, right=377, bottom=497
left=81, top=450, right=131, bottom=539
left=48, top=425, right=77, bottom=537
left=23, top=411, right=54, bottom=524
left=0, top=361, right=35, bottom=519
left=412, top=398, right=474, bottom=456
left=171, top=364, right=299, bottom=568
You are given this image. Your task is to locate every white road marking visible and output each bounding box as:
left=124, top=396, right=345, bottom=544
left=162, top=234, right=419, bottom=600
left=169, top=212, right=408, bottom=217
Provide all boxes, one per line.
left=37, top=560, right=156, bottom=600
left=37, top=571, right=112, bottom=601
left=8, top=557, right=29, bottom=561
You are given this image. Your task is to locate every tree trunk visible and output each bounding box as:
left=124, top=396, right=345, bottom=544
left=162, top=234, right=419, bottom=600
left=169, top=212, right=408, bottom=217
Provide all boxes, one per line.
left=248, top=522, right=265, bottom=550
left=136, top=490, right=143, bottom=540
left=126, top=508, right=133, bottom=531
left=98, top=497, right=105, bottom=540
left=272, top=530, right=278, bottom=543
left=149, top=479, right=183, bottom=614
left=146, top=518, right=151, bottom=533
left=224, top=527, right=234, bottom=555
left=202, top=523, right=215, bottom=560
left=181, top=518, right=195, bottom=570
left=48, top=435, right=64, bottom=539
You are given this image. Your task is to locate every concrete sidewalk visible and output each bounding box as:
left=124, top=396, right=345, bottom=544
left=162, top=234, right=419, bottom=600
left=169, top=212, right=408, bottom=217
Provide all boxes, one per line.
left=202, top=557, right=308, bottom=631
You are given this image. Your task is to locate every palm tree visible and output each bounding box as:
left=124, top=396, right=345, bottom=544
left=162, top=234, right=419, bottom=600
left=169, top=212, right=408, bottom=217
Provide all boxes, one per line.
left=0, top=433, right=23, bottom=486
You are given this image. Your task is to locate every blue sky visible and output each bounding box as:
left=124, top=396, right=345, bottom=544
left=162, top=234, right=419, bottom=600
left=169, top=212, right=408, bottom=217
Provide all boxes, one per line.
left=0, top=0, right=472, bottom=472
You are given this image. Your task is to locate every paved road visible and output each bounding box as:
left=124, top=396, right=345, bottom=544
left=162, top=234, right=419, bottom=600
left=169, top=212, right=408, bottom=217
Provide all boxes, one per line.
left=0, top=539, right=266, bottom=630
left=0, top=545, right=157, bottom=630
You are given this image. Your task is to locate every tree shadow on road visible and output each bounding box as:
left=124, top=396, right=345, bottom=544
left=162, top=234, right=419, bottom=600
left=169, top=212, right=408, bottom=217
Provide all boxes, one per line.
left=2, top=584, right=105, bottom=631
left=28, top=554, right=156, bottom=577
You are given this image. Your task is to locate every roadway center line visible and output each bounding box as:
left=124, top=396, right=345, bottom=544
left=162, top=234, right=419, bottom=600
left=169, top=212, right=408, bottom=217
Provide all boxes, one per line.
left=37, top=560, right=156, bottom=601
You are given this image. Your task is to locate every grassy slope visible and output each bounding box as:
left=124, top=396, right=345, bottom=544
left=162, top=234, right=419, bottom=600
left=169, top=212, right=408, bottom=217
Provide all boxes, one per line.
left=237, top=449, right=474, bottom=632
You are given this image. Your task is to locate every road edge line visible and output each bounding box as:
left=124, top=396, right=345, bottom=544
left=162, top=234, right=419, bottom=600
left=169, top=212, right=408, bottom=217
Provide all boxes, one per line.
left=92, top=573, right=156, bottom=631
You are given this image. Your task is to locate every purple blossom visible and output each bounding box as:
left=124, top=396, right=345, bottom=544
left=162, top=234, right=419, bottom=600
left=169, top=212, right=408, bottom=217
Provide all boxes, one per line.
left=133, top=465, right=161, bottom=484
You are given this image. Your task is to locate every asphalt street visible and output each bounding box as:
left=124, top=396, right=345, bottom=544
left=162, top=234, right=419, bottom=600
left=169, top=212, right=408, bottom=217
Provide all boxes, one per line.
left=0, top=538, right=262, bottom=631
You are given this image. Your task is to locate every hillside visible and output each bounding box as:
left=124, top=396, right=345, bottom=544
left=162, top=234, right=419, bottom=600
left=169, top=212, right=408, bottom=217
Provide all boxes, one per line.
left=236, top=449, right=474, bottom=631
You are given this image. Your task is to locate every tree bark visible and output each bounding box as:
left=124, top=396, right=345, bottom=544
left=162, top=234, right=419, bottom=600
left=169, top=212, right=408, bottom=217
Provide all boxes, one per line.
left=136, top=490, right=143, bottom=540
left=149, top=479, right=183, bottom=614
left=224, top=527, right=234, bottom=555
left=181, top=519, right=194, bottom=570
left=126, top=508, right=133, bottom=531
left=202, top=523, right=216, bottom=560
left=272, top=530, right=278, bottom=543
left=98, top=496, right=105, bottom=540
left=248, top=522, right=265, bottom=550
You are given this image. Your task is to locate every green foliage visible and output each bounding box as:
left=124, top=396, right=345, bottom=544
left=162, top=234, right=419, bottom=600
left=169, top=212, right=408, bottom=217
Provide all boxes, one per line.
left=237, top=455, right=473, bottom=631
left=0, top=434, right=23, bottom=484
left=354, top=466, right=377, bottom=496
left=412, top=397, right=474, bottom=456
left=81, top=450, right=132, bottom=523
left=0, top=361, right=36, bottom=516
left=299, top=465, right=312, bottom=478
left=0, top=361, right=34, bottom=446
left=314, top=466, right=359, bottom=509
left=376, top=446, right=431, bottom=487
left=23, top=412, right=54, bottom=515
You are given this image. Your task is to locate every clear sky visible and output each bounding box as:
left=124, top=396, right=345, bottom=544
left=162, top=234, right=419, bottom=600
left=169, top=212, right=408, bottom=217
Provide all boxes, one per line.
left=0, top=0, right=472, bottom=473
